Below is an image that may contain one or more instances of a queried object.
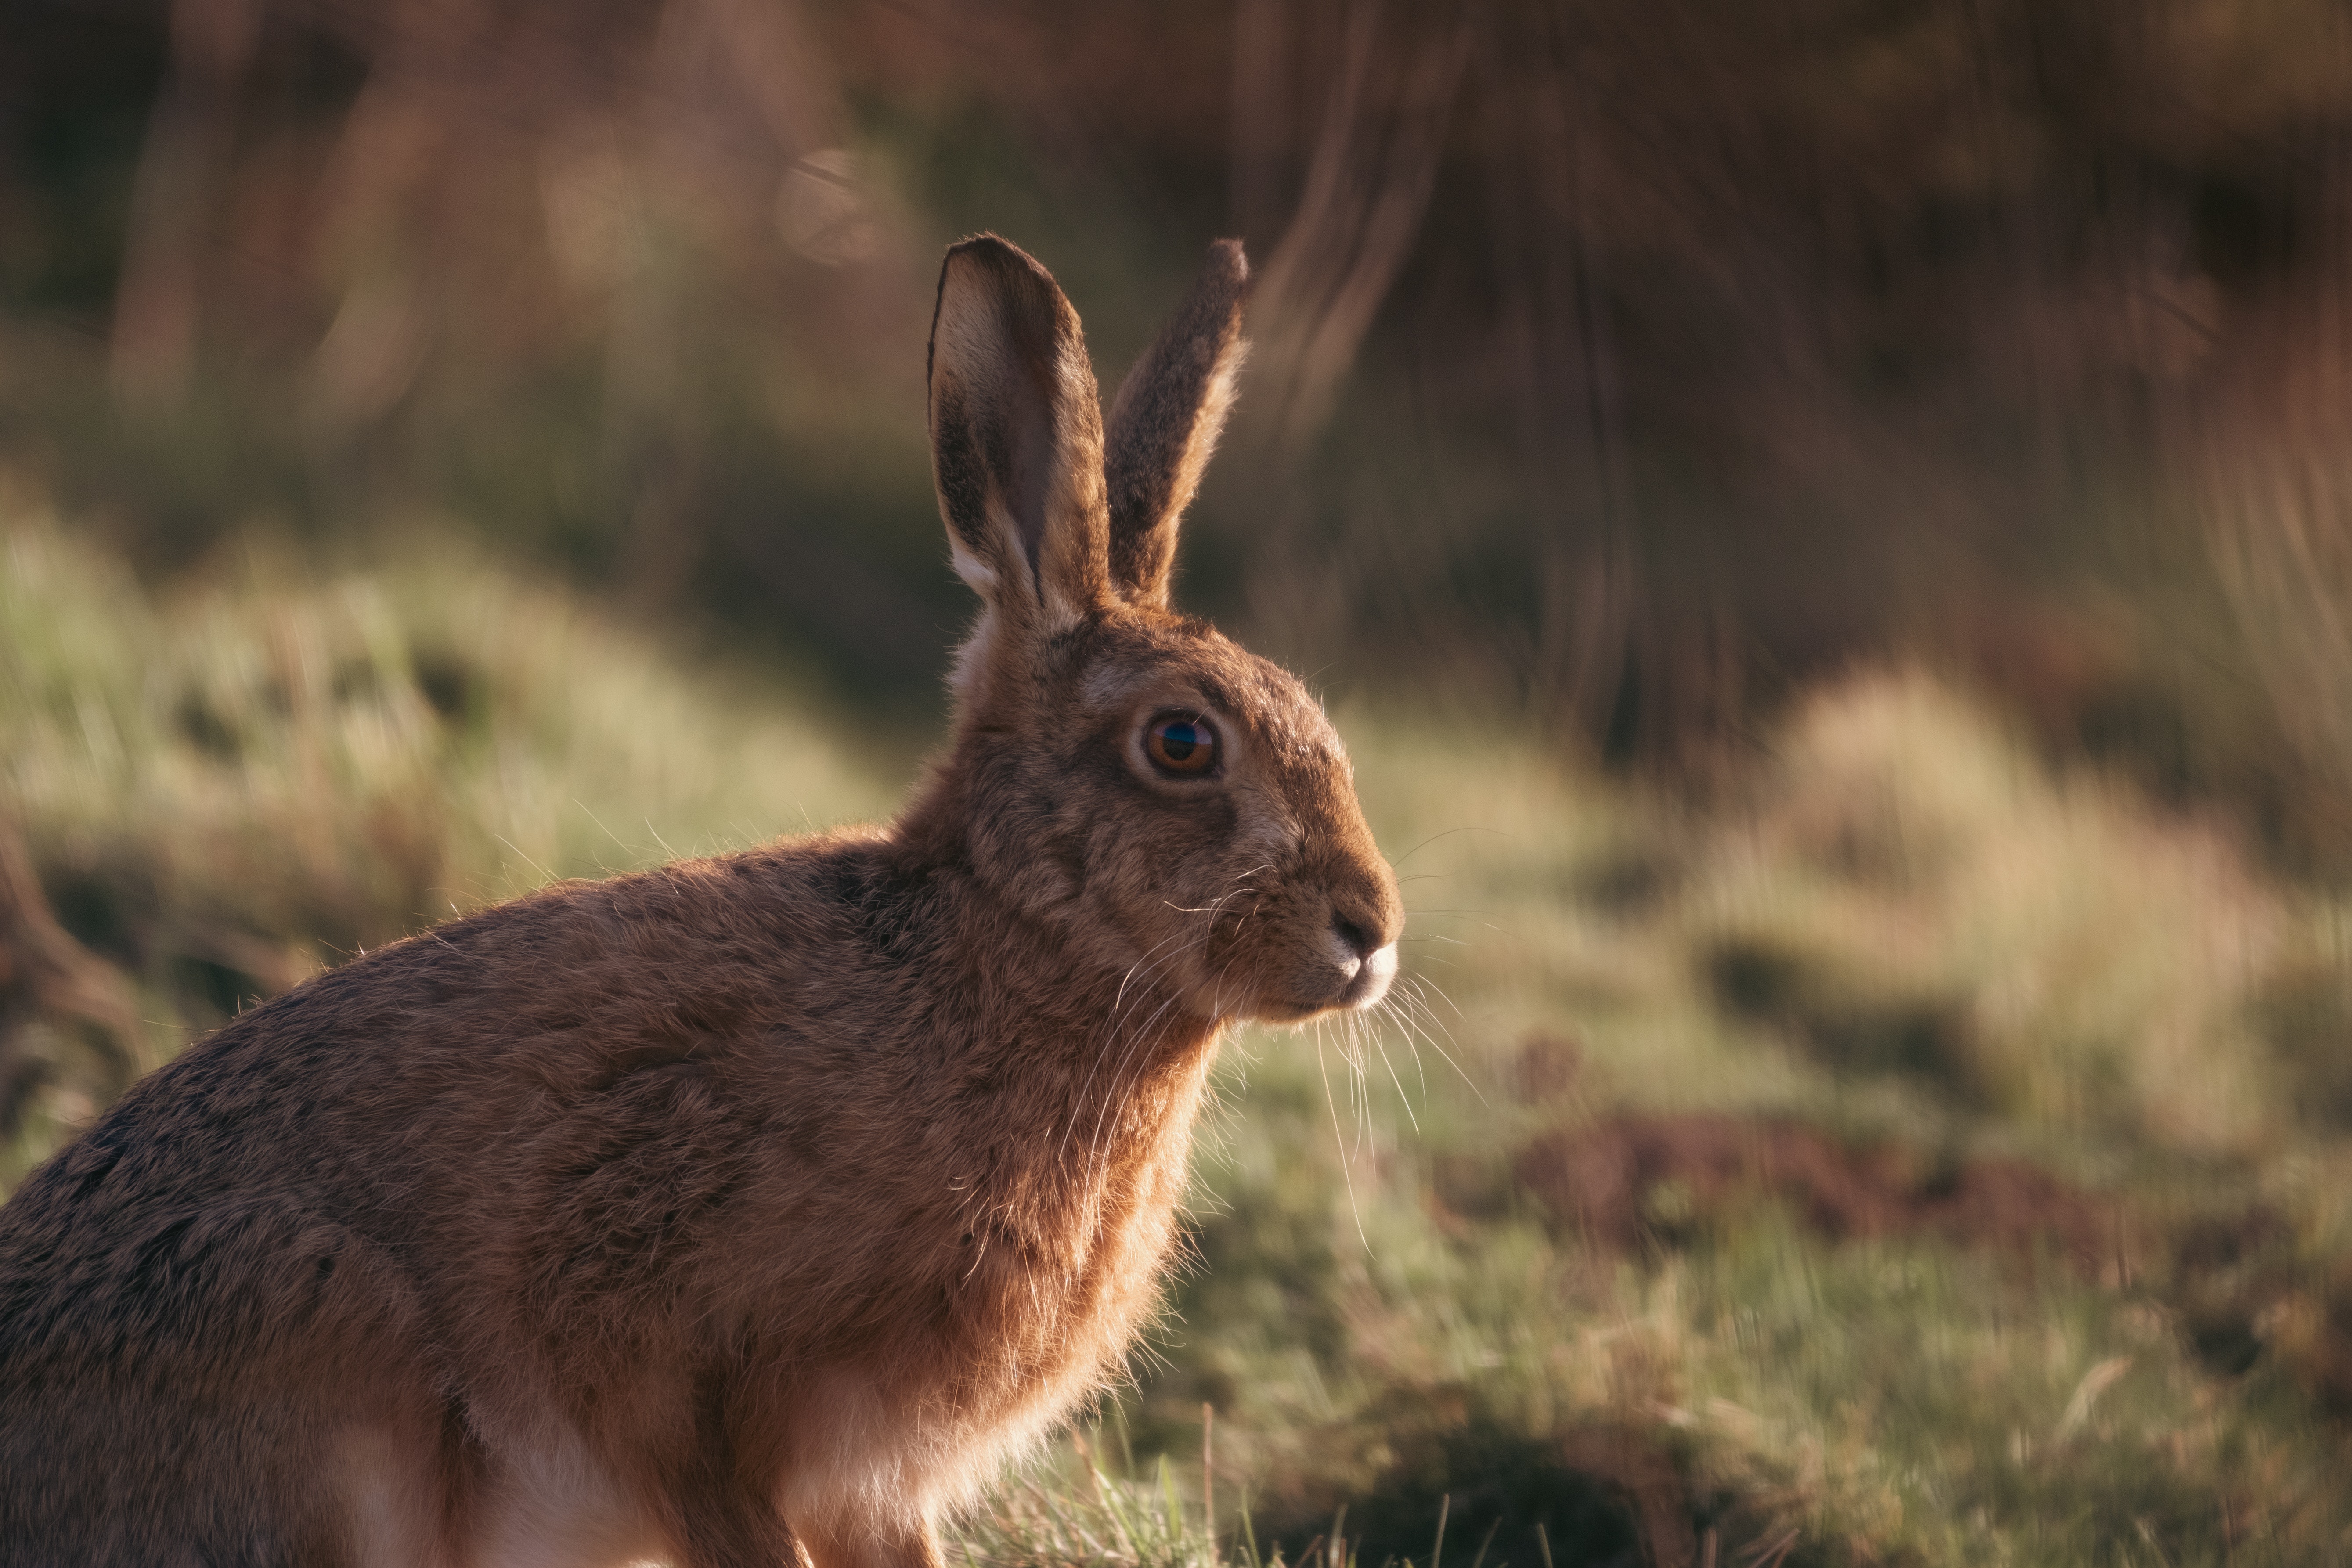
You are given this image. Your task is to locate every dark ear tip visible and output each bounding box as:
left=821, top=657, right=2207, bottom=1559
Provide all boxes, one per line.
left=944, top=231, right=1011, bottom=263
left=943, top=232, right=1056, bottom=288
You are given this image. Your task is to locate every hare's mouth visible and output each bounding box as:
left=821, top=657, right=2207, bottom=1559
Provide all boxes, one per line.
left=1259, top=941, right=1397, bottom=1022
left=1337, top=943, right=1398, bottom=1010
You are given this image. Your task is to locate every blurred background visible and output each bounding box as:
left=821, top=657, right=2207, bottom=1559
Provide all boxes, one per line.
left=12, top=0, right=2352, bottom=1562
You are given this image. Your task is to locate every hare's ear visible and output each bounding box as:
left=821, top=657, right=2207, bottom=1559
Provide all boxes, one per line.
left=1103, top=239, right=1249, bottom=609
left=927, top=236, right=1112, bottom=635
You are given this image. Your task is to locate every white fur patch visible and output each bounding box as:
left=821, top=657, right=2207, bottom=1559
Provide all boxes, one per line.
left=948, top=541, right=998, bottom=596
left=1353, top=943, right=1399, bottom=1010
left=950, top=609, right=999, bottom=699
left=470, top=1420, right=658, bottom=1568
left=338, top=1416, right=659, bottom=1568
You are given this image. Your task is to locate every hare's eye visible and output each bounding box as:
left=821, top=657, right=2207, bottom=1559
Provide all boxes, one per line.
left=1144, top=715, right=1219, bottom=777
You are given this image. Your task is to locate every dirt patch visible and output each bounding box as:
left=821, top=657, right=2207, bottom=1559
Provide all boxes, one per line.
left=1257, top=1417, right=1809, bottom=1568
left=1512, top=1114, right=2120, bottom=1276
left=1505, top=1109, right=2352, bottom=1403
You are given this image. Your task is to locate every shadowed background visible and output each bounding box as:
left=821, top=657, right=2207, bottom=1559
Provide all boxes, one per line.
left=11, top=2, right=2352, bottom=1563
left=15, top=0, right=2352, bottom=817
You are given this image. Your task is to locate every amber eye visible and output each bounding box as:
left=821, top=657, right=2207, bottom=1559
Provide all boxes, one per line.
left=1144, top=714, right=1219, bottom=776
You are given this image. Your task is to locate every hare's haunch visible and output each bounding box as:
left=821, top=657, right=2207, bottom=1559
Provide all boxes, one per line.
left=0, top=236, right=1401, bottom=1568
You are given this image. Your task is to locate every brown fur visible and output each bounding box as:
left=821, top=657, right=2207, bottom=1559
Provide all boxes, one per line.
left=0, top=235, right=1402, bottom=1568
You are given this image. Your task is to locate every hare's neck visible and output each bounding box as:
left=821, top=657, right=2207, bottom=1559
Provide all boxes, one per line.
left=872, top=817, right=1225, bottom=1188
left=985, top=937, right=1223, bottom=1157
left=954, top=901, right=1223, bottom=1198
left=973, top=987, right=1222, bottom=1289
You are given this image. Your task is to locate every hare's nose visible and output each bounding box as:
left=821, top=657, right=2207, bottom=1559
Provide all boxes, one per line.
left=1331, top=890, right=1401, bottom=956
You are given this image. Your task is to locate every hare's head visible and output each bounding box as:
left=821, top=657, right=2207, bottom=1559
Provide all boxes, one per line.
left=919, top=235, right=1400, bottom=1024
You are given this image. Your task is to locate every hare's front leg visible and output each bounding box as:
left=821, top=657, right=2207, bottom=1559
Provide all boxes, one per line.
left=797, top=1518, right=947, bottom=1568
left=660, top=1495, right=804, bottom=1568
left=638, top=1442, right=806, bottom=1568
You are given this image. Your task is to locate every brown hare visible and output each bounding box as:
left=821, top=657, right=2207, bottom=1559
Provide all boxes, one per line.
left=0, top=234, right=1401, bottom=1568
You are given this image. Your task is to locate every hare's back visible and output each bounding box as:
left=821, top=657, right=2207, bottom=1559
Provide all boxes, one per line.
left=0, top=832, right=914, bottom=1361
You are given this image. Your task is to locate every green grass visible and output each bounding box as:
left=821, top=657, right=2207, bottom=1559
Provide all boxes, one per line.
left=11, top=490, right=2352, bottom=1564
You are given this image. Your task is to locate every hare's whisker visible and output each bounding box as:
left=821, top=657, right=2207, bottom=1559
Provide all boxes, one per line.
left=1367, top=1015, right=1419, bottom=1133
left=1389, top=825, right=1505, bottom=868
left=1385, top=989, right=1441, bottom=1096
left=1162, top=869, right=1266, bottom=917
left=1392, top=980, right=1482, bottom=1104
left=1313, top=1024, right=1371, bottom=1251
left=1112, top=924, right=1205, bottom=1013
left=1411, top=972, right=1470, bottom=1025
left=1348, top=1017, right=1373, bottom=1157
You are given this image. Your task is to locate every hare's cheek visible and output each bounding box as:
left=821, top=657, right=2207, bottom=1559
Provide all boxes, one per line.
left=1229, top=802, right=1301, bottom=868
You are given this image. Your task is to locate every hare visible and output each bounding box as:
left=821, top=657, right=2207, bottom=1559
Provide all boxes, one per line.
left=0, top=234, right=1401, bottom=1568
